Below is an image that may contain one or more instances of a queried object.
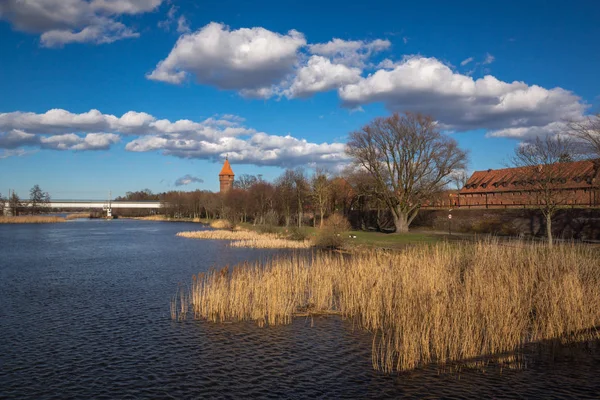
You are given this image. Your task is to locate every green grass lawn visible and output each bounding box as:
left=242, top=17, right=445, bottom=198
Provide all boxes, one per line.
left=239, top=222, right=441, bottom=249
left=341, top=230, right=440, bottom=249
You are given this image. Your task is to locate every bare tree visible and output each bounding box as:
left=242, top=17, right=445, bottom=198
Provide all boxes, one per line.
left=248, top=181, right=275, bottom=225
left=450, top=169, right=469, bottom=207
left=29, top=184, right=50, bottom=215
left=292, top=169, right=310, bottom=228
left=311, top=168, right=331, bottom=227
left=510, top=135, right=574, bottom=248
left=9, top=191, right=22, bottom=216
left=346, top=112, right=468, bottom=233
left=568, top=114, right=600, bottom=159
left=0, top=192, right=5, bottom=216
left=234, top=174, right=259, bottom=190
left=275, top=170, right=295, bottom=227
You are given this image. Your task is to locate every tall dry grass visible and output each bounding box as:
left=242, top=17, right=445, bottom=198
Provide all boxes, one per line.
left=0, top=215, right=66, bottom=224
left=177, top=230, right=270, bottom=240
left=179, top=241, right=600, bottom=373
left=230, top=238, right=312, bottom=249
left=210, top=219, right=232, bottom=229
left=177, top=229, right=311, bottom=248
left=65, top=212, right=90, bottom=220
left=127, top=215, right=203, bottom=222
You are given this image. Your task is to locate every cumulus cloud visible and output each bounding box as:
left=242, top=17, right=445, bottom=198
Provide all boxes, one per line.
left=308, top=38, right=391, bottom=68
left=338, top=56, right=587, bottom=139
left=284, top=56, right=362, bottom=98
left=175, top=174, right=204, bottom=186
left=0, top=108, right=348, bottom=167
left=147, top=22, right=306, bottom=90
left=0, top=128, right=120, bottom=151
left=0, top=0, right=163, bottom=47
left=148, top=23, right=396, bottom=98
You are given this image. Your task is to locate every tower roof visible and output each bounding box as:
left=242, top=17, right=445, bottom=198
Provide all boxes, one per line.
left=219, top=159, right=234, bottom=176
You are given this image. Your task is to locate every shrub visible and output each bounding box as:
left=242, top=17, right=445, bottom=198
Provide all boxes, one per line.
left=287, top=226, right=310, bottom=241
left=257, top=224, right=278, bottom=234
left=314, top=214, right=350, bottom=249
left=210, top=219, right=232, bottom=229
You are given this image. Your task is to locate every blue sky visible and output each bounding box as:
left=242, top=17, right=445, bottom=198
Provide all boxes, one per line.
left=0, top=0, right=598, bottom=199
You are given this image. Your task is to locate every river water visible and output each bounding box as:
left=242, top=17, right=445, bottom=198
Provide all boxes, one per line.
left=1, top=219, right=599, bottom=399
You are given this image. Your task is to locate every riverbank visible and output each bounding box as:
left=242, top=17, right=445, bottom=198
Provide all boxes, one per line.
left=175, top=240, right=600, bottom=373
left=0, top=213, right=92, bottom=224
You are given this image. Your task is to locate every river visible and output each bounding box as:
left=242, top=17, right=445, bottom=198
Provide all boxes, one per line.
left=1, top=219, right=599, bottom=398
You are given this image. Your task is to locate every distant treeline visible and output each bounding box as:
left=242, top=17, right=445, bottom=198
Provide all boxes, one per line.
left=115, top=169, right=400, bottom=230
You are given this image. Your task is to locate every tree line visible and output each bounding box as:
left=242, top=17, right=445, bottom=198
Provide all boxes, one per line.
left=0, top=185, right=51, bottom=216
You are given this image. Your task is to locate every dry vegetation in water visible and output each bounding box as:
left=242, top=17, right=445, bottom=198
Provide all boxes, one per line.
left=177, top=228, right=312, bottom=248
left=127, top=215, right=204, bottom=222
left=230, top=238, right=312, bottom=249
left=65, top=212, right=90, bottom=220
left=173, top=241, right=600, bottom=373
left=0, top=215, right=66, bottom=224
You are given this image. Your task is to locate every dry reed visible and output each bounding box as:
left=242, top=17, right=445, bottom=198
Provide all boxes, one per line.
left=230, top=238, right=312, bottom=249
left=65, top=212, right=90, bottom=220
left=210, top=219, right=232, bottom=229
left=0, top=215, right=66, bottom=224
left=177, top=230, right=277, bottom=240
left=177, top=229, right=311, bottom=248
left=178, top=240, right=600, bottom=373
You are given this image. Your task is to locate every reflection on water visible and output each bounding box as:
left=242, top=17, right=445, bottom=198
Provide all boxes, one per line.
left=1, top=220, right=599, bottom=399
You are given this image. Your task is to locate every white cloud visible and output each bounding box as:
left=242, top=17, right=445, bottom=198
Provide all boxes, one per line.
left=338, top=56, right=587, bottom=137
left=0, top=0, right=163, bottom=47
left=0, top=149, right=34, bottom=159
left=147, top=22, right=306, bottom=90
left=148, top=24, right=395, bottom=98
left=90, top=0, right=162, bottom=14
left=308, top=38, right=391, bottom=68
left=158, top=5, right=189, bottom=33
left=41, top=20, right=139, bottom=47
left=175, top=174, right=204, bottom=186
left=0, top=128, right=120, bottom=151
left=483, top=53, right=495, bottom=65
left=177, top=16, right=190, bottom=34
left=0, top=108, right=348, bottom=167
left=460, top=57, right=474, bottom=66
left=284, top=56, right=362, bottom=98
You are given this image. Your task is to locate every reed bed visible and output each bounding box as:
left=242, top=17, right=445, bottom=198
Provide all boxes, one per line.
left=177, top=230, right=277, bottom=240
left=128, top=215, right=203, bottom=222
left=230, top=238, right=312, bottom=249
left=0, top=215, right=66, bottom=224
left=65, top=212, right=90, bottom=220
left=130, top=215, right=167, bottom=221
left=177, top=229, right=310, bottom=248
left=209, top=219, right=232, bottom=229
left=178, top=241, right=600, bottom=373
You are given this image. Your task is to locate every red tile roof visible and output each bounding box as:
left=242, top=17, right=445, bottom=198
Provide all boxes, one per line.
left=219, top=159, right=234, bottom=176
left=460, top=160, right=599, bottom=194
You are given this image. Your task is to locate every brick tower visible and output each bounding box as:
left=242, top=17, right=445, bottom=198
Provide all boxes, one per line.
left=219, top=158, right=235, bottom=193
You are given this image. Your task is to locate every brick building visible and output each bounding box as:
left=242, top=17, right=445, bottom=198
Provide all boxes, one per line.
left=219, top=158, right=235, bottom=193
left=456, top=160, right=600, bottom=208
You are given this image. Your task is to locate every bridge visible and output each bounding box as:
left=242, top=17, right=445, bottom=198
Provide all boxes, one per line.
left=2, top=200, right=161, bottom=217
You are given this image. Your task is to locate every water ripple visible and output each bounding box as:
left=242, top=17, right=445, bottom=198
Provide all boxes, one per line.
left=1, top=220, right=599, bottom=398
